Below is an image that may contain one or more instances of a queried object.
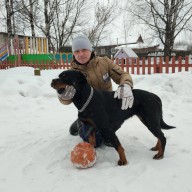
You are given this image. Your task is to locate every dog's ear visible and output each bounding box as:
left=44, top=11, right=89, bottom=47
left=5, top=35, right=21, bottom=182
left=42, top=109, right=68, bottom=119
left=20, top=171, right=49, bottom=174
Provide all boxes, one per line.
left=58, top=70, right=88, bottom=87
left=58, top=71, right=66, bottom=79
left=71, top=71, right=87, bottom=88
left=77, top=71, right=87, bottom=84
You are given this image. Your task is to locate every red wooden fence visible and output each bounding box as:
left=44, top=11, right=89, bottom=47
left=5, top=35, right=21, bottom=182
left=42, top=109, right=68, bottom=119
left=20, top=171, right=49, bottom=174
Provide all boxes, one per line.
left=0, top=56, right=192, bottom=75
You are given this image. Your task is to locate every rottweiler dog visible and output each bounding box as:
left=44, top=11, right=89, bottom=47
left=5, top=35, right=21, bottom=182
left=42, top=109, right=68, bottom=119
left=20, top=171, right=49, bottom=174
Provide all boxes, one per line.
left=51, top=70, right=175, bottom=166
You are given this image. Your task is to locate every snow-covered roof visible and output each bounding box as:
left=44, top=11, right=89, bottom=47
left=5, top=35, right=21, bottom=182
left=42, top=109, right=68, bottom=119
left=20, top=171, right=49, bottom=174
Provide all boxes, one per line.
left=114, top=47, right=138, bottom=58
left=115, top=42, right=159, bottom=49
left=173, top=45, right=188, bottom=51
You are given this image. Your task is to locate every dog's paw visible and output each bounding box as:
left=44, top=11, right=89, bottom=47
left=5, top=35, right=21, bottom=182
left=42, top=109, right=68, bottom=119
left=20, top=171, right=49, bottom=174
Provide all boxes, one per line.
left=153, top=153, right=164, bottom=160
left=118, top=159, right=128, bottom=166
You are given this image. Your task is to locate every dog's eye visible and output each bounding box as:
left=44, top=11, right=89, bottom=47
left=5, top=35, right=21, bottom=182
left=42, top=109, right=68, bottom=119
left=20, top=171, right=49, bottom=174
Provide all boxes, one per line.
left=61, top=75, right=67, bottom=80
left=59, top=73, right=66, bottom=78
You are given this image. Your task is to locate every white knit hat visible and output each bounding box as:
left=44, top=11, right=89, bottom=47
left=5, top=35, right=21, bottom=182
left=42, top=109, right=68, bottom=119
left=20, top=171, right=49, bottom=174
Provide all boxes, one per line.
left=72, top=34, right=92, bottom=52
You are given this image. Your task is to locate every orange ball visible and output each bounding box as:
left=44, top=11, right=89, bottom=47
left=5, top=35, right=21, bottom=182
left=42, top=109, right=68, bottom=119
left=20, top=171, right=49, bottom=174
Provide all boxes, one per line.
left=71, top=142, right=97, bottom=168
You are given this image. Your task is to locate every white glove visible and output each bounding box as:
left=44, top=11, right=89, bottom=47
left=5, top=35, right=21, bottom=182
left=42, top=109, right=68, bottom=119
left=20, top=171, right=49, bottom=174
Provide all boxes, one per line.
left=114, top=84, right=134, bottom=110
left=57, top=85, right=76, bottom=100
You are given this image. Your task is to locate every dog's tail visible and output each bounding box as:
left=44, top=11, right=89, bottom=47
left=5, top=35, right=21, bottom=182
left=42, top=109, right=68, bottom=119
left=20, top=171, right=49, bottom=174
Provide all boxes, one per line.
left=161, top=118, right=176, bottom=129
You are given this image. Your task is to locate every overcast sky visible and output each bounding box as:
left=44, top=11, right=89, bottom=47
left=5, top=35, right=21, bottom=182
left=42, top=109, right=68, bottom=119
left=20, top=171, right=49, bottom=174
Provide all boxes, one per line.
left=0, top=0, right=191, bottom=46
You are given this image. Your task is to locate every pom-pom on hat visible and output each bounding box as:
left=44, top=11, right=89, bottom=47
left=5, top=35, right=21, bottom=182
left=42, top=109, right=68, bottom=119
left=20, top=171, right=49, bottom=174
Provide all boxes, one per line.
left=72, top=34, right=92, bottom=53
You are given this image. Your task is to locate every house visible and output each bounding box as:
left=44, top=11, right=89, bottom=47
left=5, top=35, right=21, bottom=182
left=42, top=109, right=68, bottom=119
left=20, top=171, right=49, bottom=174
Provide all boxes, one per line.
left=93, top=45, right=117, bottom=58
left=114, top=47, right=138, bottom=59
left=0, top=32, right=48, bottom=54
left=94, top=35, right=144, bottom=58
left=59, top=45, right=72, bottom=53
left=132, top=44, right=160, bottom=58
left=0, top=32, right=8, bottom=48
left=114, top=47, right=138, bottom=64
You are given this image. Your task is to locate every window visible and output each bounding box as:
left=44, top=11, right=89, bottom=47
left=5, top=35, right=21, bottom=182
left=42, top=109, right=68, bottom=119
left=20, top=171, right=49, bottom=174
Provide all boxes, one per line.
left=100, top=48, right=106, bottom=55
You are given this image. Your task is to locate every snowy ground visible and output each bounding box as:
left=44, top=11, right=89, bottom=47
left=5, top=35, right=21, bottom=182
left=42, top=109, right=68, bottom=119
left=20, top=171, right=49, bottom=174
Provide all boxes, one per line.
left=0, top=67, right=192, bottom=192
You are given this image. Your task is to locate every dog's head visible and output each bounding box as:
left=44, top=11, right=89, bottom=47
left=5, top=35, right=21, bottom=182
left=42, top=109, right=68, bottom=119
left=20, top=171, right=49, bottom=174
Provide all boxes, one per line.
left=51, top=70, right=87, bottom=94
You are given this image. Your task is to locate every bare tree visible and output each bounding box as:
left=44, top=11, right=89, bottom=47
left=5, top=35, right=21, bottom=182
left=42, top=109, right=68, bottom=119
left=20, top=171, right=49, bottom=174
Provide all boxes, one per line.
left=0, top=2, right=6, bottom=31
left=84, top=0, right=119, bottom=46
left=29, top=0, right=36, bottom=37
left=3, top=0, right=121, bottom=52
left=5, top=0, right=13, bottom=41
left=14, top=0, right=38, bottom=37
left=35, top=0, right=89, bottom=52
left=37, top=0, right=58, bottom=51
left=52, top=0, right=89, bottom=51
left=125, top=0, right=192, bottom=58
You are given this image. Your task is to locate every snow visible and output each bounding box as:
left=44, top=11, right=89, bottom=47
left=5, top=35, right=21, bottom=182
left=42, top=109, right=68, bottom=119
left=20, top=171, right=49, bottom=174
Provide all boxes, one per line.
left=0, top=67, right=192, bottom=192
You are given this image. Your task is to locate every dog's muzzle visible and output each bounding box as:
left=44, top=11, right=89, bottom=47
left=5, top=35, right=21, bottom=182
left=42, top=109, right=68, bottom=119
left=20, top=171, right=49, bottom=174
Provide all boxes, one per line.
left=57, top=88, right=66, bottom=94
left=51, top=79, right=67, bottom=90
left=51, top=79, right=59, bottom=88
left=51, top=79, right=76, bottom=100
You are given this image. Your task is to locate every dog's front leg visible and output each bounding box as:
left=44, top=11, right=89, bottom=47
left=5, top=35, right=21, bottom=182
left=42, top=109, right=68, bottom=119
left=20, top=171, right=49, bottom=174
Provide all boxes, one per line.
left=102, top=130, right=128, bottom=166
left=88, top=131, right=96, bottom=147
left=116, top=145, right=128, bottom=165
left=93, top=114, right=128, bottom=165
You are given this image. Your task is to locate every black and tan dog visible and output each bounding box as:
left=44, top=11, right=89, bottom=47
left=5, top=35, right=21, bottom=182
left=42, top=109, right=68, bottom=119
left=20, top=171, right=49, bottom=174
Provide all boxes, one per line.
left=51, top=70, right=175, bottom=166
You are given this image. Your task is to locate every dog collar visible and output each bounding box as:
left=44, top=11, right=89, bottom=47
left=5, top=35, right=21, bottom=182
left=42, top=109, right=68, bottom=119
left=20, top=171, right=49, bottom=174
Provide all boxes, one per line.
left=78, top=87, right=93, bottom=113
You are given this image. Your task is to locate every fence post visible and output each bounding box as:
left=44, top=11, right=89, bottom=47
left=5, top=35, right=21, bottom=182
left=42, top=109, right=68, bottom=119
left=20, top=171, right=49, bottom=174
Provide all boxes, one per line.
left=148, top=57, right=151, bottom=74
left=60, top=52, right=62, bottom=68
left=136, top=58, right=140, bottom=74
left=66, top=56, right=69, bottom=69
left=158, top=57, right=163, bottom=73
left=172, top=56, right=175, bottom=73
left=153, top=57, right=157, bottom=73
left=59, top=57, right=62, bottom=69
left=125, top=58, right=129, bottom=73
left=165, top=56, right=169, bottom=73
left=121, top=58, right=124, bottom=69
left=185, top=56, right=189, bottom=71
left=51, top=60, right=54, bottom=69
left=142, top=57, right=145, bottom=75
left=178, top=56, right=182, bottom=72
left=116, top=58, right=118, bottom=68
left=131, top=58, right=134, bottom=74
left=55, top=59, right=58, bottom=69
